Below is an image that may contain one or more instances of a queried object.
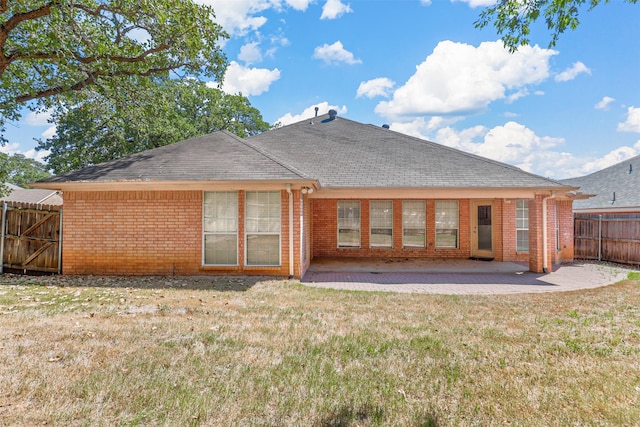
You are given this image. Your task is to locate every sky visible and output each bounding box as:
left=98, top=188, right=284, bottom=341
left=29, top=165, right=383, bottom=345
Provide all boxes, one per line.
left=3, top=0, right=640, bottom=180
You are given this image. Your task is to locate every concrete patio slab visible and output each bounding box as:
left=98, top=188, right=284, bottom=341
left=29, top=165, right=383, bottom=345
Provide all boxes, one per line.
left=301, top=258, right=636, bottom=295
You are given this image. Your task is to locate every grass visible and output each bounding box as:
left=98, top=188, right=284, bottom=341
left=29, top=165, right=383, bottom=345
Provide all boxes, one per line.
left=1, top=273, right=639, bottom=426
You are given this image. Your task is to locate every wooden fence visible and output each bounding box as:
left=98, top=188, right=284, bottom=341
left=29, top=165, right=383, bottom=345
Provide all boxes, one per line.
left=574, top=213, right=640, bottom=266
left=1, top=202, right=62, bottom=274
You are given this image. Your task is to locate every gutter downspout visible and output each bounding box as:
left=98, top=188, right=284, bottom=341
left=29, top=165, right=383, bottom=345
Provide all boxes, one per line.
left=542, top=191, right=557, bottom=274
left=286, top=184, right=294, bottom=279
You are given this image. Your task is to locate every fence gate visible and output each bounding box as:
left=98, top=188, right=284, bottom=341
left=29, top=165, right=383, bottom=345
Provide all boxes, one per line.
left=1, top=202, right=62, bottom=274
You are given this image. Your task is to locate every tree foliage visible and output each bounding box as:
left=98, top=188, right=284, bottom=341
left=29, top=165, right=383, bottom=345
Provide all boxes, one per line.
left=37, top=78, right=272, bottom=174
left=0, top=152, right=51, bottom=187
left=0, top=0, right=228, bottom=139
left=475, top=0, right=638, bottom=52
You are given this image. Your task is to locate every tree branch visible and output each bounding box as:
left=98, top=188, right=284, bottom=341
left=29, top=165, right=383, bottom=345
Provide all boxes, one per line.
left=12, top=64, right=188, bottom=104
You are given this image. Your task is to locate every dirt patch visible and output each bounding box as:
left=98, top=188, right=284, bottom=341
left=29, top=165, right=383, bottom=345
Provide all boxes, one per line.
left=0, top=273, right=285, bottom=292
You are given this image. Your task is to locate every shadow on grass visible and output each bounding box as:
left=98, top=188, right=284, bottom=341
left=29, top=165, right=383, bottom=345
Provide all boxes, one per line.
left=0, top=273, right=288, bottom=292
left=315, top=404, right=439, bottom=427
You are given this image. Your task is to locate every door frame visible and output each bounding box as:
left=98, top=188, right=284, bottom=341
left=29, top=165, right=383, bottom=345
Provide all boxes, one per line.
left=470, top=200, right=495, bottom=259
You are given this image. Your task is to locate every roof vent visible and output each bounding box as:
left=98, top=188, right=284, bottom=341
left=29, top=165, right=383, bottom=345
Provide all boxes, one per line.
left=315, top=106, right=319, bottom=117
left=382, top=124, right=390, bottom=129
left=629, top=164, right=633, bottom=174
left=328, top=109, right=337, bottom=120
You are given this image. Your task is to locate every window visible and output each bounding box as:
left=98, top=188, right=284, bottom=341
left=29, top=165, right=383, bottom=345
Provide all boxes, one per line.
left=245, top=191, right=281, bottom=266
left=435, top=200, right=458, bottom=248
left=516, top=200, right=529, bottom=252
left=203, top=192, right=238, bottom=265
left=370, top=201, right=393, bottom=248
left=337, top=201, right=360, bottom=247
left=402, top=201, right=426, bottom=248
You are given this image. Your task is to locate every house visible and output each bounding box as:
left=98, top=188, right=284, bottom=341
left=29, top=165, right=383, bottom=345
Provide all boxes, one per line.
left=561, top=155, right=640, bottom=214
left=32, top=111, right=580, bottom=277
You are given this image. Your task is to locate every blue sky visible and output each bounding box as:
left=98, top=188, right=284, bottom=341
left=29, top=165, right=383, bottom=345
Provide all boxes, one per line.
left=3, top=0, right=640, bottom=179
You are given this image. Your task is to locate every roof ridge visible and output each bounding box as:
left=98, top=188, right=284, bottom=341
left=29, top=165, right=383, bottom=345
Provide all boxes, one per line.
left=220, top=130, right=314, bottom=180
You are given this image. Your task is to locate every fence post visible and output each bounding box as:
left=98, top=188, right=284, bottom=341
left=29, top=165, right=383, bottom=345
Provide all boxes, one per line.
left=57, top=207, right=63, bottom=274
left=0, top=202, right=6, bottom=273
left=598, top=214, right=602, bottom=261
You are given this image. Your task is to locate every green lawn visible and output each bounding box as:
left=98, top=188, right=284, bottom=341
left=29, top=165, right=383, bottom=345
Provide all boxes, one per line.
left=1, top=273, right=639, bottom=426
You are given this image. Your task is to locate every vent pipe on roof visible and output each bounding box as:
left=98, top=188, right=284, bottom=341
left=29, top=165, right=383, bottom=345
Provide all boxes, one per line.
left=315, top=106, right=319, bottom=117
left=611, top=192, right=616, bottom=205
left=328, top=109, right=337, bottom=120
left=630, top=164, right=633, bottom=174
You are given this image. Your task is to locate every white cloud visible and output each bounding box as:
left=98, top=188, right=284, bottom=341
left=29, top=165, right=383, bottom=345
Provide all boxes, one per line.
left=321, top=0, right=353, bottom=19
left=594, top=96, right=615, bottom=110
left=284, top=0, right=312, bottom=10
left=23, top=109, right=52, bottom=126
left=506, top=88, right=529, bottom=104
left=356, top=78, right=395, bottom=99
left=389, top=116, right=464, bottom=138
left=199, top=0, right=312, bottom=35
left=199, top=0, right=268, bottom=36
left=217, top=61, right=280, bottom=96
left=375, top=40, right=556, bottom=118
left=389, top=117, right=640, bottom=179
left=435, top=121, right=564, bottom=167
left=275, top=102, right=347, bottom=126
left=238, top=42, right=263, bottom=65
left=617, top=106, right=640, bottom=133
left=313, top=41, right=362, bottom=65
left=41, top=125, right=57, bottom=140
left=575, top=141, right=640, bottom=177
left=0, top=142, right=50, bottom=163
left=555, top=61, right=591, bottom=82
left=452, top=0, right=499, bottom=7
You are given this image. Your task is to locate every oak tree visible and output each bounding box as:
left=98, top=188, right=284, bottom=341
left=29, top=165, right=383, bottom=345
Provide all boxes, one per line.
left=37, top=78, right=271, bottom=174
left=0, top=0, right=228, bottom=139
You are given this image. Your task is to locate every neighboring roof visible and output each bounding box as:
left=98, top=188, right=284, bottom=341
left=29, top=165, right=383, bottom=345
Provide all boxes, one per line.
left=246, top=113, right=571, bottom=189
left=561, top=155, right=640, bottom=211
left=36, top=130, right=311, bottom=185
left=1, top=186, right=62, bottom=206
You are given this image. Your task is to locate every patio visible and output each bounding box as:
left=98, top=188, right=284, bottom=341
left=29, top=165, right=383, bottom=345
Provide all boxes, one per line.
left=301, top=258, right=634, bottom=295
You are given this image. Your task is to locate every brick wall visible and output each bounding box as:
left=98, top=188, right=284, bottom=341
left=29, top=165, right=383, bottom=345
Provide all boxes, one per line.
left=63, top=190, right=294, bottom=276
left=311, top=198, right=472, bottom=259
left=555, top=199, right=575, bottom=263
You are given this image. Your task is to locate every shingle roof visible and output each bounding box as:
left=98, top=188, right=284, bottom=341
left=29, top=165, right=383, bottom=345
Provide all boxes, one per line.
left=38, top=131, right=310, bottom=183
left=36, top=113, right=573, bottom=191
left=246, top=114, right=570, bottom=189
left=561, top=155, right=640, bottom=210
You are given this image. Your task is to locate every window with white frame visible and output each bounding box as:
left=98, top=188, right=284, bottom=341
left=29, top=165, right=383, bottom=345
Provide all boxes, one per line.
left=516, top=200, right=529, bottom=252
left=370, top=200, right=393, bottom=248
left=337, top=201, right=360, bottom=247
left=402, top=200, right=426, bottom=248
left=203, top=191, right=238, bottom=265
left=435, top=200, right=458, bottom=248
left=245, top=191, right=281, bottom=266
